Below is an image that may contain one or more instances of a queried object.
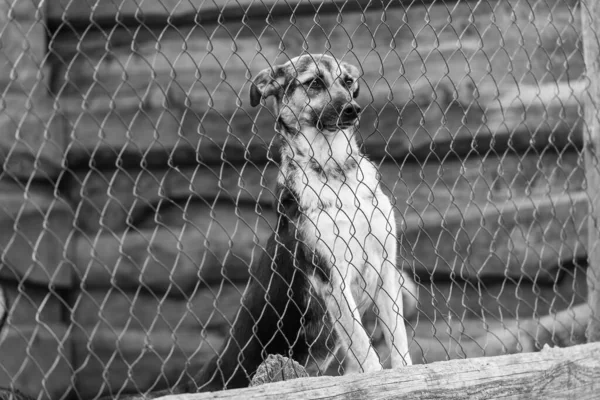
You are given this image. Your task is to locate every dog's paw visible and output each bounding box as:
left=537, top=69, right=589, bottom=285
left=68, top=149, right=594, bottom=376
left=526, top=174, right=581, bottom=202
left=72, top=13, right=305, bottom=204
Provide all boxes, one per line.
left=343, top=359, right=383, bottom=375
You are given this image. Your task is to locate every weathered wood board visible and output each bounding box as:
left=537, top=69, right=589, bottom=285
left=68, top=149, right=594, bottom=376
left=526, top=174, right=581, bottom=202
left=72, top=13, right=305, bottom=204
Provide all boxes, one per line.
left=71, top=202, right=273, bottom=289
left=402, top=191, right=588, bottom=281
left=47, top=0, right=388, bottom=28
left=51, top=0, right=583, bottom=167
left=415, top=260, right=587, bottom=322
left=72, top=283, right=245, bottom=333
left=0, top=0, right=48, bottom=94
left=0, top=94, right=66, bottom=180
left=487, top=80, right=585, bottom=151
left=71, top=327, right=223, bottom=399
left=0, top=181, right=73, bottom=286
left=64, top=150, right=586, bottom=233
left=0, top=0, right=65, bottom=180
left=64, top=161, right=277, bottom=232
left=48, top=0, right=226, bottom=23
left=0, top=324, right=72, bottom=400
left=160, top=341, right=600, bottom=400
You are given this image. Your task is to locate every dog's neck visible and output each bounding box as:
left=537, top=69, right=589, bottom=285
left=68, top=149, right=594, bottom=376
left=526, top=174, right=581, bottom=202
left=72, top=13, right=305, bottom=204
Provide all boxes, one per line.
left=278, top=124, right=362, bottom=179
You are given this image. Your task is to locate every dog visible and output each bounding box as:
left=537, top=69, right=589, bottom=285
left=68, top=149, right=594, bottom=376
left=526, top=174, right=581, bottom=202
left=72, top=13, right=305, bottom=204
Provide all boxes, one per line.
left=177, top=53, right=417, bottom=393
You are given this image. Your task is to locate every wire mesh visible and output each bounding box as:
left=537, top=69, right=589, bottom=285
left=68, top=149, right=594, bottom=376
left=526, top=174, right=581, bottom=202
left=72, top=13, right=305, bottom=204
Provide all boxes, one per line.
left=0, top=0, right=592, bottom=399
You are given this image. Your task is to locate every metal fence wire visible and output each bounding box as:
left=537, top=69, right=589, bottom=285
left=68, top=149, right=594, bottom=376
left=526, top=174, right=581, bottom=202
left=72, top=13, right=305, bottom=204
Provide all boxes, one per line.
left=0, top=0, right=592, bottom=399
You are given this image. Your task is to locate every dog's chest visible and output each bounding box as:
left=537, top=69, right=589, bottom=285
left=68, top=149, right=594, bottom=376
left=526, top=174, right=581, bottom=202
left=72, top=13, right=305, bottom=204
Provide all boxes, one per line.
left=291, top=159, right=395, bottom=292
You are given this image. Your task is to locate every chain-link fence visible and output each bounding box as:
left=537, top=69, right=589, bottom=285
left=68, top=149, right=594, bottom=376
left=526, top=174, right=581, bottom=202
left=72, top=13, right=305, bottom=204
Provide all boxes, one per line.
left=0, top=0, right=593, bottom=399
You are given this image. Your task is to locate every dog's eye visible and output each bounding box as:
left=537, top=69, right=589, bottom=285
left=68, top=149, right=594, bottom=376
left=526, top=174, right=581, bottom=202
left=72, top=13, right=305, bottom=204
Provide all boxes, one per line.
left=344, top=77, right=354, bottom=87
left=304, top=78, right=325, bottom=90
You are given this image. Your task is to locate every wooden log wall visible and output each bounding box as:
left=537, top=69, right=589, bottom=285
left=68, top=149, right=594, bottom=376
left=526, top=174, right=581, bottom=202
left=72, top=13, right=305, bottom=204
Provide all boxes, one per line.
left=0, top=0, right=591, bottom=399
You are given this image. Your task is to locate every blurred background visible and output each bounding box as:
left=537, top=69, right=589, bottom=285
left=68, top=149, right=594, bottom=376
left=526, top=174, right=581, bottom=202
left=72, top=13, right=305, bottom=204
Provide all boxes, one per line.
left=0, top=0, right=590, bottom=399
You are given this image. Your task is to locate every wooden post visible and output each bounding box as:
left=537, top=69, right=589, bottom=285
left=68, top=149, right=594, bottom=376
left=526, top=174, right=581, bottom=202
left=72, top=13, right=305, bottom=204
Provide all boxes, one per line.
left=582, top=1, right=600, bottom=342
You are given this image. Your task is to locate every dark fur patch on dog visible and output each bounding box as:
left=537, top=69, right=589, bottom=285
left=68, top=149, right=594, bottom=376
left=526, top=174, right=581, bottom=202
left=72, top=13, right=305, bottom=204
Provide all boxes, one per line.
left=181, top=180, right=336, bottom=392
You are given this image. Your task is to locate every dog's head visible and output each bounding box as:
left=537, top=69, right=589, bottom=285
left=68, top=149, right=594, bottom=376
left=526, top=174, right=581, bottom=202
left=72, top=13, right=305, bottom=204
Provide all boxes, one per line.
left=250, top=54, right=361, bottom=132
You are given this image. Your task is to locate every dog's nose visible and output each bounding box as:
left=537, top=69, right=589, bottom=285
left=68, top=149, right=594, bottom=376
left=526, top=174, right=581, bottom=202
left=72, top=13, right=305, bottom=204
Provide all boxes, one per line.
left=341, top=104, right=361, bottom=119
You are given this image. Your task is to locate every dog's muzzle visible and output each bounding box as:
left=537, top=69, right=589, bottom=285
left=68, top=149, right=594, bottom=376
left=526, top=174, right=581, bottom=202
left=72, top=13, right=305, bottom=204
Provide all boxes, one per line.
left=330, top=103, right=361, bottom=129
left=341, top=104, right=361, bottom=121
left=317, top=100, right=362, bottom=131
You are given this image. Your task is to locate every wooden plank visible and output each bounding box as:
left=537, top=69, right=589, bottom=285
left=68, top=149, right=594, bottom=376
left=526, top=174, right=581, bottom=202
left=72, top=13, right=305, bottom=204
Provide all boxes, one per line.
left=47, top=0, right=431, bottom=31
left=415, top=261, right=588, bottom=322
left=486, top=80, right=584, bottom=151
left=0, top=0, right=48, bottom=94
left=0, top=94, right=66, bottom=180
left=402, top=191, right=589, bottom=281
left=0, top=181, right=73, bottom=286
left=160, top=341, right=600, bottom=400
left=0, top=324, right=72, bottom=400
left=581, top=0, right=600, bottom=342
left=71, top=326, right=224, bottom=399
left=72, top=284, right=245, bottom=332
left=0, top=0, right=66, bottom=180
left=63, top=153, right=264, bottom=233
left=51, top=0, right=583, bottom=168
left=71, top=201, right=273, bottom=289
left=62, top=106, right=183, bottom=167
left=64, top=150, right=585, bottom=233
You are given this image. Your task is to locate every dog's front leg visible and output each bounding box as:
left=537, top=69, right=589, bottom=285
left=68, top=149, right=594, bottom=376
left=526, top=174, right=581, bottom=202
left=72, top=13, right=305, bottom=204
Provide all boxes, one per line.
left=318, top=268, right=383, bottom=374
left=374, top=251, right=413, bottom=367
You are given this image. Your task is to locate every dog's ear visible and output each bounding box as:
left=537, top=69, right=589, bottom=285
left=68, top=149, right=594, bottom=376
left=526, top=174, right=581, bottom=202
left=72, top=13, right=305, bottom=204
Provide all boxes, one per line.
left=341, top=61, right=361, bottom=99
left=250, top=66, right=284, bottom=107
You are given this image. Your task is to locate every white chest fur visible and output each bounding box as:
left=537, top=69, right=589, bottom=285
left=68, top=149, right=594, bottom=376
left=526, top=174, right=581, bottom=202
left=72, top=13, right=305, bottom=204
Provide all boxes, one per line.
left=280, top=130, right=397, bottom=309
